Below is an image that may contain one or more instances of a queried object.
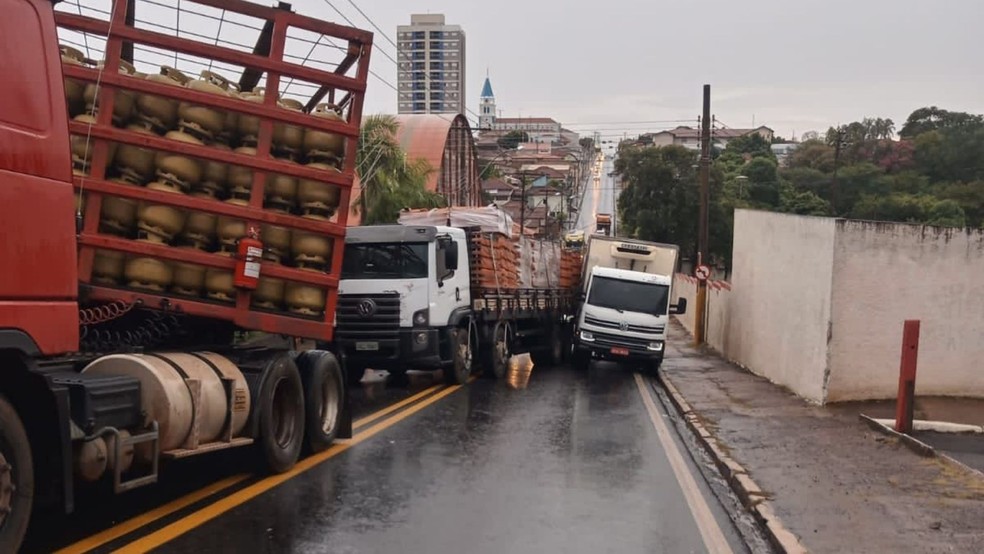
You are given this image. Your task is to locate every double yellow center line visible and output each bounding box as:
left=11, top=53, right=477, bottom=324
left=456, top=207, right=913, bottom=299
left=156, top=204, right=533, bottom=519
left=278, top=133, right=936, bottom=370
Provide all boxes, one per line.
left=56, top=381, right=460, bottom=554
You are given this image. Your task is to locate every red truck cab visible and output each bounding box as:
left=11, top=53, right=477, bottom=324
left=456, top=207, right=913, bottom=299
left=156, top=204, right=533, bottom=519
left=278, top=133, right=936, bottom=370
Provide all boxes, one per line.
left=0, top=0, right=80, bottom=356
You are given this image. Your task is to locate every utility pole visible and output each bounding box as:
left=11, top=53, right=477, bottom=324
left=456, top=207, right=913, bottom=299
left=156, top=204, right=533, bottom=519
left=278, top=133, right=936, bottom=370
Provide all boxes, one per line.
left=694, top=85, right=711, bottom=347
left=520, top=173, right=528, bottom=232
left=831, top=127, right=843, bottom=216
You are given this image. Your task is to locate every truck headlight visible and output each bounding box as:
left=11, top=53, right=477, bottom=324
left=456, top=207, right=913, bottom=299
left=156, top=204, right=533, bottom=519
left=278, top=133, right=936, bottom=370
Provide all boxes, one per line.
left=647, top=341, right=664, bottom=352
left=412, top=309, right=429, bottom=326
left=579, top=330, right=595, bottom=342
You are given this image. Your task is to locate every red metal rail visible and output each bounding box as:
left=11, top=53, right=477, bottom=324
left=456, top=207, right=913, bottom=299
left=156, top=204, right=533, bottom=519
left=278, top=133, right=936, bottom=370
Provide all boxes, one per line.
left=57, top=0, right=373, bottom=341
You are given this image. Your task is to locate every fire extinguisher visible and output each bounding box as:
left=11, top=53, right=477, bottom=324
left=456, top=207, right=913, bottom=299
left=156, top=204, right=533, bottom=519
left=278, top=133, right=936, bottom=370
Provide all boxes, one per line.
left=234, top=224, right=263, bottom=290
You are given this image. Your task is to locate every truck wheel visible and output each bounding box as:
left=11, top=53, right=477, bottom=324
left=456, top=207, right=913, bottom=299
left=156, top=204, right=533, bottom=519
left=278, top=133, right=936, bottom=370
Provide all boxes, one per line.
left=297, top=351, right=344, bottom=453
left=0, top=394, right=32, bottom=553
left=444, top=328, right=472, bottom=385
left=489, top=322, right=512, bottom=380
left=256, top=355, right=306, bottom=473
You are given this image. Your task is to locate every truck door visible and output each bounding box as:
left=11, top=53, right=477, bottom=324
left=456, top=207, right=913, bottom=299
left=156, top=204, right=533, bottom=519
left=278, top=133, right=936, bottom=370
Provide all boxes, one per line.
left=0, top=0, right=79, bottom=354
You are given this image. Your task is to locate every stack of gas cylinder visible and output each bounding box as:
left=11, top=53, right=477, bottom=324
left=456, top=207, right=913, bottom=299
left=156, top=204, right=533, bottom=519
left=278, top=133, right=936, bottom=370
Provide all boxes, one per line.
left=63, top=46, right=344, bottom=316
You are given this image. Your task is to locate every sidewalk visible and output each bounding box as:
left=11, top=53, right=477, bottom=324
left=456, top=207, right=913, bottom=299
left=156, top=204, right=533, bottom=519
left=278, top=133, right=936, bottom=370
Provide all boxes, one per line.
left=662, top=321, right=984, bottom=554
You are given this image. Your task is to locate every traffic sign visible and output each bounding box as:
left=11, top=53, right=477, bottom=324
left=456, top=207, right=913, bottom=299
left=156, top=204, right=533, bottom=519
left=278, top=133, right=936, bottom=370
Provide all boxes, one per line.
left=695, top=265, right=711, bottom=281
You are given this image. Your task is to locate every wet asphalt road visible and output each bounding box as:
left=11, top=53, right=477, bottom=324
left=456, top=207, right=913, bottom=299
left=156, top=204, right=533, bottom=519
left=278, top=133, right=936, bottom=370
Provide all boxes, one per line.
left=158, top=365, right=744, bottom=554
left=27, top=363, right=752, bottom=554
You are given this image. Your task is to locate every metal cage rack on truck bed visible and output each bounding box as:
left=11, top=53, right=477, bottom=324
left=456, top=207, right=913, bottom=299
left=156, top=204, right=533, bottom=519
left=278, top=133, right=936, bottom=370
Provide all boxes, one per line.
left=56, top=0, right=373, bottom=341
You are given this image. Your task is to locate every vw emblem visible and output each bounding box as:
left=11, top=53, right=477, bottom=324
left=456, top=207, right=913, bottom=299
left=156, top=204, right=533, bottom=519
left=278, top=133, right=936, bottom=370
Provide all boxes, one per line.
left=619, top=321, right=629, bottom=331
left=357, top=299, right=377, bottom=318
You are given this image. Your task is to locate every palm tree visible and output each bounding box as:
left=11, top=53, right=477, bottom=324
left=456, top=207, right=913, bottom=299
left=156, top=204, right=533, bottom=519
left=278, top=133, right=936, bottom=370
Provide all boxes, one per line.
left=356, top=114, right=444, bottom=224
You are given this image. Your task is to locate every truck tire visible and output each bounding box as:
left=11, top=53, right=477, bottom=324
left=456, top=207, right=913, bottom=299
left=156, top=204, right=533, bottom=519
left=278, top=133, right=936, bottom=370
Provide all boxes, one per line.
left=487, top=322, right=512, bottom=380
left=296, top=351, right=344, bottom=453
left=0, top=394, right=32, bottom=553
left=256, top=355, right=306, bottom=473
left=444, top=328, right=472, bottom=385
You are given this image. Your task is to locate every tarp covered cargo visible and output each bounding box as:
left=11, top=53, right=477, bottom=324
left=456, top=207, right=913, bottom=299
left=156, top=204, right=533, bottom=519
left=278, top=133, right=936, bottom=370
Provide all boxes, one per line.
left=398, top=205, right=514, bottom=238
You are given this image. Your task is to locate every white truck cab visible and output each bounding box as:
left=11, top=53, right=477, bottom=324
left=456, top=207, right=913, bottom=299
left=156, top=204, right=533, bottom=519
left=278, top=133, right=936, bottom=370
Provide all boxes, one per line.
left=333, top=225, right=471, bottom=379
left=572, top=235, right=686, bottom=372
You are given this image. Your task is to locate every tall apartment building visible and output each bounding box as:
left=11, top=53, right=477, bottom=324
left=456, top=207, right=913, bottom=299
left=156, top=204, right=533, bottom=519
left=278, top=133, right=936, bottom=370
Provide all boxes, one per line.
left=396, top=14, right=466, bottom=115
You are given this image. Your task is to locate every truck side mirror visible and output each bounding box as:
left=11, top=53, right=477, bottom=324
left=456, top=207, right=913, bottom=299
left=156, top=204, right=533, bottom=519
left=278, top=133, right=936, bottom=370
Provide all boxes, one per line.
left=670, top=297, right=687, bottom=315
left=445, top=241, right=459, bottom=270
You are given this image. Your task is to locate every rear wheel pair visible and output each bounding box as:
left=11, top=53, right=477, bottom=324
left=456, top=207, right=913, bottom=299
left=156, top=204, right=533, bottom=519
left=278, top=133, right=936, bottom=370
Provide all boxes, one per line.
left=257, top=351, right=344, bottom=473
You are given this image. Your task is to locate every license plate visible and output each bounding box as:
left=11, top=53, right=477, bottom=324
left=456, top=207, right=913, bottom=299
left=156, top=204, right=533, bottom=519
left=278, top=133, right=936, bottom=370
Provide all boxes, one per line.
left=355, top=341, right=379, bottom=351
left=610, top=347, right=629, bottom=356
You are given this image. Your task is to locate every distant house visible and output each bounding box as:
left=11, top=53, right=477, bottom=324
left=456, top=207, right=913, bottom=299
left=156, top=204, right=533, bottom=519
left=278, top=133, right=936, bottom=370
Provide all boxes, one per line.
left=491, top=117, right=563, bottom=143
left=641, top=125, right=775, bottom=150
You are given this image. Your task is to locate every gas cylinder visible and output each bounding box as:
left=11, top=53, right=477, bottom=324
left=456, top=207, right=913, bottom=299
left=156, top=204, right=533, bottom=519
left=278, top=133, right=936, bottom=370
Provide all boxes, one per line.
left=226, top=146, right=256, bottom=199
left=205, top=250, right=235, bottom=302
left=137, top=181, right=187, bottom=243
left=124, top=255, right=173, bottom=292
left=302, top=103, right=346, bottom=161
left=83, top=60, right=137, bottom=126
left=113, top=124, right=158, bottom=183
left=290, top=215, right=333, bottom=271
left=177, top=71, right=233, bottom=142
left=70, top=113, right=117, bottom=175
left=171, top=247, right=206, bottom=297
left=297, top=161, right=341, bottom=217
left=285, top=276, right=326, bottom=316
left=199, top=143, right=231, bottom=197
left=216, top=197, right=249, bottom=250
left=273, top=98, right=305, bottom=159
left=135, top=66, right=187, bottom=133
left=260, top=223, right=291, bottom=263
left=99, top=177, right=140, bottom=236
left=252, top=276, right=285, bottom=310
left=92, top=249, right=126, bottom=285
left=237, top=87, right=266, bottom=145
left=265, top=172, right=298, bottom=212
left=181, top=193, right=218, bottom=250
left=60, top=45, right=88, bottom=117
left=155, top=129, right=204, bottom=191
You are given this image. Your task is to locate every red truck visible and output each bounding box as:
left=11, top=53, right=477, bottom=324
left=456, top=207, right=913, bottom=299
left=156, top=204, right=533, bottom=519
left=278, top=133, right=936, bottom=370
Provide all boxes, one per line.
left=0, top=0, right=372, bottom=549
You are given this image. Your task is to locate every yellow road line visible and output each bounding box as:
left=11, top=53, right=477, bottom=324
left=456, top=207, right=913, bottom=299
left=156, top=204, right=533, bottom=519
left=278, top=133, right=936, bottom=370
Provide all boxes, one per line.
left=353, top=384, right=444, bottom=430
left=53, top=474, right=249, bottom=554
left=113, top=383, right=465, bottom=553
left=634, top=373, right=734, bottom=554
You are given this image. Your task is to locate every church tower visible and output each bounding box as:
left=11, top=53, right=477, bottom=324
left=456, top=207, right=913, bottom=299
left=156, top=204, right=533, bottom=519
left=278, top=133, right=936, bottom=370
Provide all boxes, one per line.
left=479, top=73, right=496, bottom=130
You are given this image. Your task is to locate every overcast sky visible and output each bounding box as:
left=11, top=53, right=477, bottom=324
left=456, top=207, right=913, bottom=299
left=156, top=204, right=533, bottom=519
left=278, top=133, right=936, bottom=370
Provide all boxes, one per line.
left=282, top=0, right=983, bottom=141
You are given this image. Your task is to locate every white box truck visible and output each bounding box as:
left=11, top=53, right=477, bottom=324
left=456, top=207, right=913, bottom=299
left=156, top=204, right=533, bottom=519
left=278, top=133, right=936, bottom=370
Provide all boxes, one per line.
left=571, top=235, right=687, bottom=373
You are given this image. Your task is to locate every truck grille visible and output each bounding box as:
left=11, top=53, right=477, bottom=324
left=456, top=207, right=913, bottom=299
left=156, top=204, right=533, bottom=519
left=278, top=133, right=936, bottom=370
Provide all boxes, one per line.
left=584, top=314, right=664, bottom=334
left=335, top=293, right=401, bottom=339
left=590, top=330, right=653, bottom=350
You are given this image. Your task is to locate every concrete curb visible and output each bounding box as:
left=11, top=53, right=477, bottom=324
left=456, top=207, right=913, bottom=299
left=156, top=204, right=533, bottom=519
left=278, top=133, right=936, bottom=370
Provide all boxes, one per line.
left=660, top=373, right=809, bottom=554
left=860, top=414, right=984, bottom=481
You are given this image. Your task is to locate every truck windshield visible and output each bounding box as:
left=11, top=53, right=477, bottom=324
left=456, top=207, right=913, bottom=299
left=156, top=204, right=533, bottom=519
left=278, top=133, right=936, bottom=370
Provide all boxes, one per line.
left=587, top=276, right=669, bottom=316
left=342, top=243, right=429, bottom=279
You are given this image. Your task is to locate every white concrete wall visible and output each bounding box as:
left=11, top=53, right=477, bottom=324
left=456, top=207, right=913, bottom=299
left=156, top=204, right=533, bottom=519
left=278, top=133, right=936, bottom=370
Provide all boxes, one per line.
left=672, top=274, right=732, bottom=355
left=826, top=221, right=984, bottom=401
left=727, top=210, right=837, bottom=403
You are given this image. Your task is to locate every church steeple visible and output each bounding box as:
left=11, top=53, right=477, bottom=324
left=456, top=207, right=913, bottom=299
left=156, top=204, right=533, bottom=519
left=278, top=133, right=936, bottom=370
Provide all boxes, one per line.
left=479, top=71, right=496, bottom=130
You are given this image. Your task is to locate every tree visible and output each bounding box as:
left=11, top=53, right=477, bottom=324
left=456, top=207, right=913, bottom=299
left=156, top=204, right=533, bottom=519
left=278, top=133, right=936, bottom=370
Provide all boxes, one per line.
left=497, top=130, right=530, bottom=150
left=741, top=157, right=780, bottom=207
left=899, top=106, right=984, bottom=138
left=926, top=199, right=966, bottom=227
left=787, top=139, right=836, bottom=172
left=724, top=133, right=774, bottom=160
left=356, top=114, right=445, bottom=225
left=615, top=145, right=699, bottom=256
